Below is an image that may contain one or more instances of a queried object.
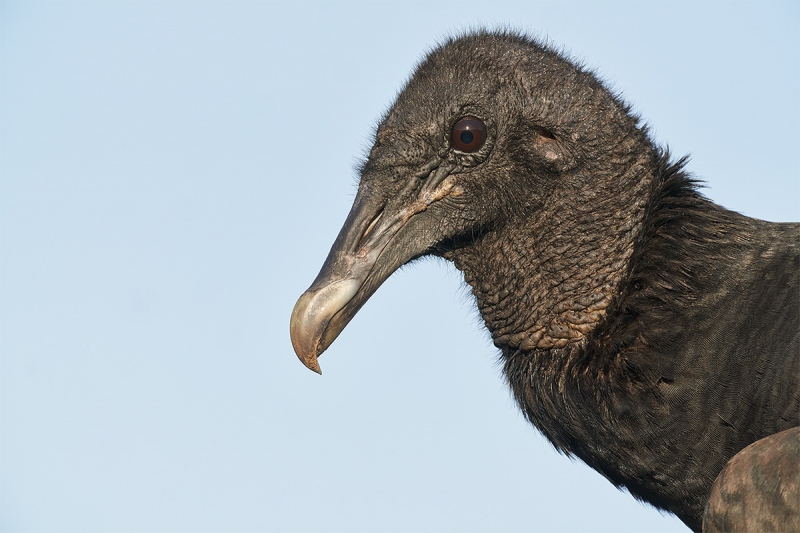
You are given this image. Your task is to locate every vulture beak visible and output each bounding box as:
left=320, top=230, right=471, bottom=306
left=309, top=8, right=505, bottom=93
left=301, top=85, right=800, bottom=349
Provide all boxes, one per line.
left=290, top=171, right=461, bottom=373
left=289, top=190, right=395, bottom=374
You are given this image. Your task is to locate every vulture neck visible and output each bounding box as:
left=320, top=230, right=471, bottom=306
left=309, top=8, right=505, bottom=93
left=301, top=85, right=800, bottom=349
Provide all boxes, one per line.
left=447, top=153, right=655, bottom=358
left=444, top=152, right=744, bottom=531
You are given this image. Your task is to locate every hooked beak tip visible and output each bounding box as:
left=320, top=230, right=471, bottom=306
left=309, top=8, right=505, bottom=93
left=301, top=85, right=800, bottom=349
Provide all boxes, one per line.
left=289, top=293, right=322, bottom=374
left=290, top=279, right=361, bottom=375
left=294, top=347, right=323, bottom=375
left=290, top=291, right=325, bottom=374
left=305, top=357, right=322, bottom=375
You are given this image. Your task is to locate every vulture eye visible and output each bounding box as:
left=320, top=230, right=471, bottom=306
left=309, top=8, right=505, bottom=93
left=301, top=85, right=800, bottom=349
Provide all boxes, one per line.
left=451, top=116, right=487, bottom=152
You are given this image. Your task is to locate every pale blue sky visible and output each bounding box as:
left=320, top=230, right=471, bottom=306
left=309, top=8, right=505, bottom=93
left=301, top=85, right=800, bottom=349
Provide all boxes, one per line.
left=1, top=1, right=798, bottom=532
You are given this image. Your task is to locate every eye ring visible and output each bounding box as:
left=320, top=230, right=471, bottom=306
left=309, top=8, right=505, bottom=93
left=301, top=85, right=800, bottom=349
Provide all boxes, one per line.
left=451, top=116, right=487, bottom=153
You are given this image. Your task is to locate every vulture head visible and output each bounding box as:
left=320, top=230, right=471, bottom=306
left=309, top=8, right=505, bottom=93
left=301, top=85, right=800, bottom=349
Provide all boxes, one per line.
left=290, top=32, right=651, bottom=373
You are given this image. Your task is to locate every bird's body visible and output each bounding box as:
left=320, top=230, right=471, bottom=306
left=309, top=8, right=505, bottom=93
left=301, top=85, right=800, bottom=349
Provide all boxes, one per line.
left=290, top=32, right=800, bottom=531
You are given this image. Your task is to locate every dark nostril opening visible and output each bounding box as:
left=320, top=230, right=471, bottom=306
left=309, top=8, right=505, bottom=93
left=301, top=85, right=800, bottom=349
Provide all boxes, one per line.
left=358, top=209, right=384, bottom=249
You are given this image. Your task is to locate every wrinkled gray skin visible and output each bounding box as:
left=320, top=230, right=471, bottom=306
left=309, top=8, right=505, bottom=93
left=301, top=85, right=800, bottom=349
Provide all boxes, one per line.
left=290, top=32, right=800, bottom=532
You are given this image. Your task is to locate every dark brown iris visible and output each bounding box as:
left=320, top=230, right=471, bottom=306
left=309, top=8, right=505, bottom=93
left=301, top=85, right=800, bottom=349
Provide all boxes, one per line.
left=451, top=116, right=486, bottom=152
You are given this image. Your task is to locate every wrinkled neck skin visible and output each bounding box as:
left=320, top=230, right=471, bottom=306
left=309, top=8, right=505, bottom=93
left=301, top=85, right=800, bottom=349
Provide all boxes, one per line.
left=442, top=149, right=713, bottom=527
left=445, top=153, right=653, bottom=360
left=444, top=149, right=657, bottom=438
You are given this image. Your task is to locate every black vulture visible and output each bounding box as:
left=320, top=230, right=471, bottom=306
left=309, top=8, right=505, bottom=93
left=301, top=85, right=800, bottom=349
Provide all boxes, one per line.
left=289, top=31, right=799, bottom=532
